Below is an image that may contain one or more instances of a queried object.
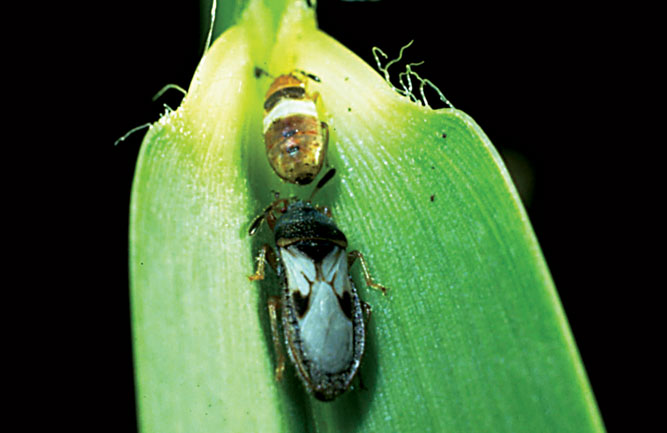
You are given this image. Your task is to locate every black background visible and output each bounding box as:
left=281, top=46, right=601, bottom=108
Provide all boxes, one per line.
left=100, top=1, right=654, bottom=431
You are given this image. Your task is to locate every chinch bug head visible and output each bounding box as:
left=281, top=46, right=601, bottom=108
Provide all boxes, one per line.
left=248, top=168, right=336, bottom=238
left=274, top=201, right=347, bottom=252
left=264, top=73, right=306, bottom=104
left=263, top=70, right=321, bottom=104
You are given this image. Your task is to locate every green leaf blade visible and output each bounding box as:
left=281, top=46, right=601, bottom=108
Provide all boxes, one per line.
left=130, top=21, right=295, bottom=433
left=130, top=1, right=604, bottom=432
left=268, top=23, right=604, bottom=433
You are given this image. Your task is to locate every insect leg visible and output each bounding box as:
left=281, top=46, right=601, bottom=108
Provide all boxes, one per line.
left=267, top=296, right=286, bottom=381
left=249, top=198, right=289, bottom=235
left=321, top=121, right=329, bottom=146
left=314, top=205, right=332, bottom=218
left=265, top=198, right=289, bottom=231
left=356, top=369, right=369, bottom=391
left=361, top=300, right=373, bottom=324
left=248, top=244, right=278, bottom=281
left=347, top=251, right=388, bottom=295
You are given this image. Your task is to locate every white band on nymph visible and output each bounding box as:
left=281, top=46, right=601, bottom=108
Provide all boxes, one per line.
left=263, top=99, right=318, bottom=133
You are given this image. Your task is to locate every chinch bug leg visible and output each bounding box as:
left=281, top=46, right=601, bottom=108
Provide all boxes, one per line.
left=266, top=198, right=290, bottom=231
left=356, top=369, right=369, bottom=391
left=319, top=206, right=332, bottom=218
left=347, top=251, right=389, bottom=295
left=250, top=198, right=289, bottom=235
left=265, top=197, right=289, bottom=231
left=267, top=296, right=286, bottom=381
left=313, top=202, right=332, bottom=218
left=361, top=300, right=373, bottom=324
left=321, top=121, right=329, bottom=146
left=249, top=244, right=278, bottom=281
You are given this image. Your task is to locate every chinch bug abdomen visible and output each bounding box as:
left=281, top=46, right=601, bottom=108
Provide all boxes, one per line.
left=262, top=70, right=329, bottom=185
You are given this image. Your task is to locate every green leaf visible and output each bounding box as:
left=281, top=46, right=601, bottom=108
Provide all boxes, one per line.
left=130, top=0, right=604, bottom=432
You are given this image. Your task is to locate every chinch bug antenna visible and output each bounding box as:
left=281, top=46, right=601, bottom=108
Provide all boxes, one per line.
left=308, top=168, right=336, bottom=202
left=248, top=204, right=272, bottom=236
left=295, top=69, right=321, bottom=82
left=254, top=67, right=273, bottom=79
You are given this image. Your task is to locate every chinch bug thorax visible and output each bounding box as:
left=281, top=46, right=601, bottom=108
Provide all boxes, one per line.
left=248, top=170, right=388, bottom=401
left=274, top=201, right=347, bottom=251
left=261, top=70, right=329, bottom=185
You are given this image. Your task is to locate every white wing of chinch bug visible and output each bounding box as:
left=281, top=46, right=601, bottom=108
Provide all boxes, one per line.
left=281, top=246, right=354, bottom=374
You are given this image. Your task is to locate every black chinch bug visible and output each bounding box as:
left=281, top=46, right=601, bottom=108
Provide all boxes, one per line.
left=248, top=169, right=388, bottom=401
